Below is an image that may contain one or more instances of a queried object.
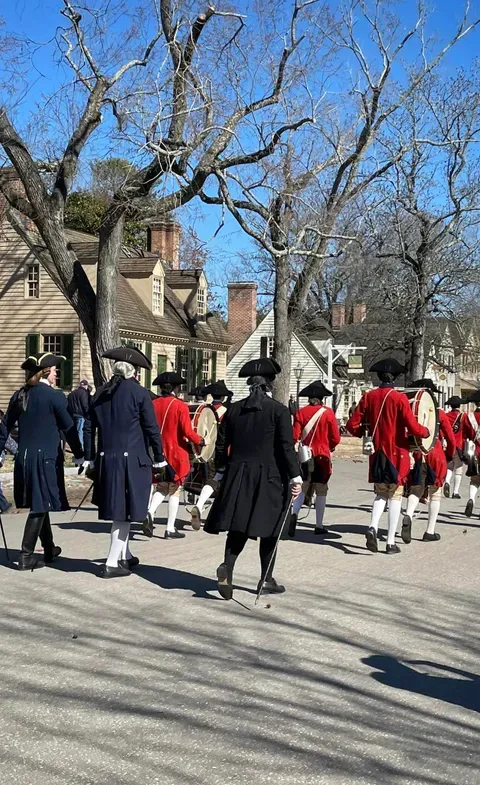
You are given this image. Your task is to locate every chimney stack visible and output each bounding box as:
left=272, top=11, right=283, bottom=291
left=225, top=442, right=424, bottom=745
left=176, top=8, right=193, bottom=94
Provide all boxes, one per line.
left=331, top=302, right=346, bottom=330
left=228, top=282, right=257, bottom=352
left=352, top=303, right=367, bottom=324
left=147, top=219, right=181, bottom=269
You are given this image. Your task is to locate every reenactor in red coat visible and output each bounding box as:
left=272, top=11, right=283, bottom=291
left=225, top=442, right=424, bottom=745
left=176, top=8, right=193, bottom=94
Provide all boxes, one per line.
left=145, top=372, right=203, bottom=539
left=290, top=381, right=340, bottom=536
left=461, top=389, right=480, bottom=518
left=347, top=358, right=429, bottom=555
left=190, top=380, right=232, bottom=526
left=443, top=396, right=467, bottom=499
left=402, top=380, right=456, bottom=543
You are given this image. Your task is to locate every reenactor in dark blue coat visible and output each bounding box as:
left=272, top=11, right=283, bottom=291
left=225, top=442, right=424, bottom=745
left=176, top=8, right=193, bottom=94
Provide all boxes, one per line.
left=0, top=352, right=84, bottom=570
left=89, top=346, right=165, bottom=579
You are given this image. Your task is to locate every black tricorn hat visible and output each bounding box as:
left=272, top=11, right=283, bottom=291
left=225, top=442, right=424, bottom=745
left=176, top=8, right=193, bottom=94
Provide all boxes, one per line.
left=21, top=352, right=65, bottom=373
left=238, top=357, right=281, bottom=378
left=410, top=378, right=440, bottom=393
left=467, top=389, right=480, bottom=404
left=102, top=345, right=152, bottom=370
left=369, top=357, right=405, bottom=376
left=188, top=386, right=207, bottom=398
left=203, top=380, right=233, bottom=399
left=153, top=371, right=186, bottom=387
left=299, top=380, right=333, bottom=399
left=445, top=395, right=464, bottom=408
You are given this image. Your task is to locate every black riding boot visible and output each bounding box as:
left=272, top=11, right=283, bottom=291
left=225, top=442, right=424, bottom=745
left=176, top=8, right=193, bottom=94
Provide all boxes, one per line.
left=18, top=513, right=46, bottom=570
left=39, top=513, right=61, bottom=563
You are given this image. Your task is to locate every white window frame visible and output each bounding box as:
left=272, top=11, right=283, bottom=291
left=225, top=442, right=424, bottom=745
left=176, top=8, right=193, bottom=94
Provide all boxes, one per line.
left=25, top=263, right=40, bottom=299
left=197, top=287, right=206, bottom=316
left=152, top=276, right=164, bottom=316
left=268, top=336, right=275, bottom=358
left=202, top=350, right=212, bottom=384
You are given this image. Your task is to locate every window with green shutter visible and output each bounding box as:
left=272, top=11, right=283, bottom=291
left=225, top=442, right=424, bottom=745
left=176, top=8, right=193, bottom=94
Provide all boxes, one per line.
left=156, top=355, right=167, bottom=393
left=260, top=336, right=268, bottom=357
left=211, top=351, right=217, bottom=382
left=59, top=334, right=74, bottom=389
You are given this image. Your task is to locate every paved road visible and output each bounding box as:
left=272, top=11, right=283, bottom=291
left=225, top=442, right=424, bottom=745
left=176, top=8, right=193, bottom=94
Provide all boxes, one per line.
left=0, top=459, right=478, bottom=785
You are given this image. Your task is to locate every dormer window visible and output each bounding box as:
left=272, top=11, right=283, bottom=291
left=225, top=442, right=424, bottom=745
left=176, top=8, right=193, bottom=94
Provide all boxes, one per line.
left=197, top=286, right=206, bottom=316
left=152, top=276, right=164, bottom=315
left=25, top=263, right=40, bottom=298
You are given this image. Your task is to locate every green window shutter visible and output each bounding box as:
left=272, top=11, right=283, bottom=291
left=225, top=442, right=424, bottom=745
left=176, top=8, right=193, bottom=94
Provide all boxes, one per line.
left=196, top=349, right=204, bottom=387
left=157, top=355, right=167, bottom=374
left=25, top=333, right=40, bottom=358
left=188, top=348, right=197, bottom=391
left=59, top=334, right=74, bottom=389
left=176, top=347, right=183, bottom=374
left=211, top=351, right=217, bottom=383
left=144, top=342, right=152, bottom=389
left=260, top=336, right=268, bottom=357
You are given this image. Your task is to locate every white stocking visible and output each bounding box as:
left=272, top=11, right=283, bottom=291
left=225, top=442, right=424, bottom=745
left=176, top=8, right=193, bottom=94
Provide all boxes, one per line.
left=453, top=471, right=463, bottom=496
left=315, top=495, right=327, bottom=528
left=149, top=491, right=165, bottom=518
left=196, top=484, right=215, bottom=515
left=426, top=499, right=441, bottom=535
left=292, top=491, right=305, bottom=516
left=167, top=495, right=180, bottom=532
left=469, top=483, right=478, bottom=503
left=106, top=521, right=131, bottom=568
left=370, top=496, right=386, bottom=531
left=445, top=468, right=453, bottom=486
left=406, top=493, right=420, bottom=519
left=387, top=499, right=402, bottom=546
left=121, top=526, right=136, bottom=560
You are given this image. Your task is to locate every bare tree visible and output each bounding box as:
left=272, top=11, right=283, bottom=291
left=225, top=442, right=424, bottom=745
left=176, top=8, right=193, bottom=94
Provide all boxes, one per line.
left=0, top=0, right=315, bottom=384
left=201, top=0, right=480, bottom=402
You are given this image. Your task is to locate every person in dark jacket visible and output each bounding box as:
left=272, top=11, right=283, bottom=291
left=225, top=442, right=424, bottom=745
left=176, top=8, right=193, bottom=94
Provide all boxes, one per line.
left=0, top=352, right=84, bottom=570
left=204, top=358, right=302, bottom=600
left=0, top=409, right=17, bottom=514
left=89, top=345, right=165, bottom=579
left=67, top=380, right=91, bottom=448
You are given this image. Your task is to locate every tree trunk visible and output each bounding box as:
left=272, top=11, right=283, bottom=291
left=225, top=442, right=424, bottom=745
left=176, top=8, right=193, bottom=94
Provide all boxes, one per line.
left=409, top=265, right=428, bottom=382
left=273, top=254, right=293, bottom=404
left=95, top=210, right=125, bottom=386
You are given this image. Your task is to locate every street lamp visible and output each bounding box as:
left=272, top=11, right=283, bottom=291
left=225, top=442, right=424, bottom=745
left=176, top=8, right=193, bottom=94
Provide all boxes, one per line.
left=293, top=364, right=304, bottom=406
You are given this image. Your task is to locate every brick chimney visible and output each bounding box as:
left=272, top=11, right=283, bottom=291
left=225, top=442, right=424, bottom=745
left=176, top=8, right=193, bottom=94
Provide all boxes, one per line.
left=147, top=220, right=181, bottom=269
left=228, top=282, right=257, bottom=350
left=352, top=303, right=367, bottom=324
left=331, top=302, right=346, bottom=330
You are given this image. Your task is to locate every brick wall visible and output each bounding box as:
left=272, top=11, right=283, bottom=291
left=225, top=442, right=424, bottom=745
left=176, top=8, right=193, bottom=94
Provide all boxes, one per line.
left=227, top=282, right=257, bottom=354
left=147, top=221, right=180, bottom=269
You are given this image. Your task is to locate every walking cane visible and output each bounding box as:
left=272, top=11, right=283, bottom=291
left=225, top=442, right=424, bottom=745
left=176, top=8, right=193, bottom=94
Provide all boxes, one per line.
left=255, top=497, right=294, bottom=606
left=0, top=514, right=10, bottom=562
left=69, top=482, right=94, bottom=523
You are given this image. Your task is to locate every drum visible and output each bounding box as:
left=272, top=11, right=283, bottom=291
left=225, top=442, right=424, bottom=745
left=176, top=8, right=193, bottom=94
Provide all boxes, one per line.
left=189, top=403, right=218, bottom=463
left=405, top=388, right=439, bottom=453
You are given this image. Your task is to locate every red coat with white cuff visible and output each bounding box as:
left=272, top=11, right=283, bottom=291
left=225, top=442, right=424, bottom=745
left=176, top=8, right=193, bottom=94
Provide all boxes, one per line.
left=347, top=385, right=429, bottom=485
left=410, top=409, right=456, bottom=488
left=293, top=404, right=341, bottom=484
left=445, top=409, right=466, bottom=453
left=152, top=395, right=203, bottom=484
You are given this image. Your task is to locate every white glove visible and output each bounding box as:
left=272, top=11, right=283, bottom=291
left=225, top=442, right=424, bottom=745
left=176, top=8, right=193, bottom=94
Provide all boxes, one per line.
left=153, top=461, right=168, bottom=468
left=213, top=472, right=224, bottom=482
left=290, top=476, right=303, bottom=499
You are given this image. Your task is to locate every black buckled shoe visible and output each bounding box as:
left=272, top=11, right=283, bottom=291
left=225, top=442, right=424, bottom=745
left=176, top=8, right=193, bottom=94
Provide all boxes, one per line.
left=217, top=562, right=233, bottom=600
left=164, top=529, right=186, bottom=539
left=452, top=494, right=461, bottom=499
left=190, top=505, right=202, bottom=531
left=386, top=544, right=401, bottom=554
left=257, top=577, right=286, bottom=595
left=465, top=499, right=474, bottom=518
left=288, top=513, right=298, bottom=538
left=44, top=545, right=62, bottom=564
left=443, top=482, right=450, bottom=498
left=314, top=526, right=328, bottom=536
left=100, top=564, right=131, bottom=579
left=365, top=527, right=378, bottom=553
left=16, top=554, right=44, bottom=571
left=422, top=532, right=441, bottom=542
left=401, top=514, right=412, bottom=544
left=119, top=556, right=140, bottom=570
left=142, top=513, right=154, bottom=538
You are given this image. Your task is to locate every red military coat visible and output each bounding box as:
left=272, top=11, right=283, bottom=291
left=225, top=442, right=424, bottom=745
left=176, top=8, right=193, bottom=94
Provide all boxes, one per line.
left=347, top=385, right=429, bottom=485
left=444, top=409, right=466, bottom=452
left=152, top=395, right=203, bottom=484
left=462, top=409, right=480, bottom=457
left=410, top=409, right=456, bottom=488
left=293, top=404, right=341, bottom=484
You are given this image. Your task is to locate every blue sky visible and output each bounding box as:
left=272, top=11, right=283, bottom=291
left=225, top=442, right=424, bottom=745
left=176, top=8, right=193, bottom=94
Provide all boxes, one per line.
left=2, top=0, right=480, bottom=303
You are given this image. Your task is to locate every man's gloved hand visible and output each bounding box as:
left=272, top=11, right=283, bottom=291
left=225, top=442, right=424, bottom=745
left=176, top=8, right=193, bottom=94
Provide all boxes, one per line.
left=213, top=472, right=224, bottom=482
left=153, top=461, right=168, bottom=469
left=290, top=476, right=303, bottom=499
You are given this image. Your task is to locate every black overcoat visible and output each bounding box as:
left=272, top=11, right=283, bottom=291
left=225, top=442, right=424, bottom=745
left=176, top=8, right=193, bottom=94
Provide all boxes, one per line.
left=204, top=395, right=300, bottom=539
left=0, top=383, right=83, bottom=513
left=90, top=378, right=164, bottom=522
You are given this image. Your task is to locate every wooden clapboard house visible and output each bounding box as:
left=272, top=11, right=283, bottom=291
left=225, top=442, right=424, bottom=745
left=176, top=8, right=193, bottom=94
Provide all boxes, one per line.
left=0, top=215, right=230, bottom=408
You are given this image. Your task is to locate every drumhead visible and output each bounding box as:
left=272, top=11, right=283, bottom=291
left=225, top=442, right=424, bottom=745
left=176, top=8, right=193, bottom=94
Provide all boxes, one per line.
left=192, top=405, right=218, bottom=463
left=407, top=388, right=439, bottom=453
